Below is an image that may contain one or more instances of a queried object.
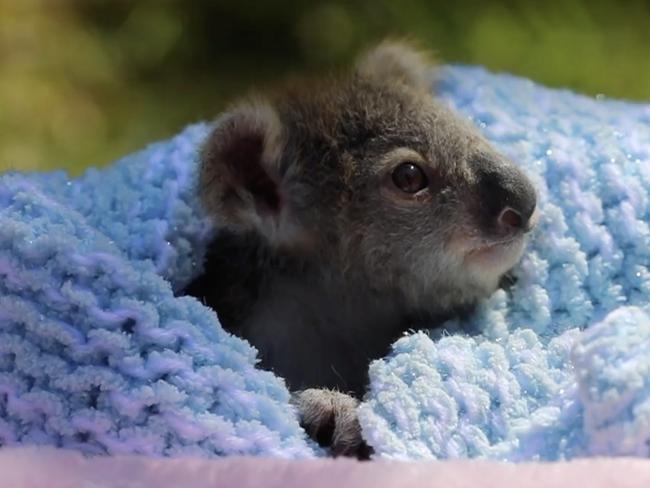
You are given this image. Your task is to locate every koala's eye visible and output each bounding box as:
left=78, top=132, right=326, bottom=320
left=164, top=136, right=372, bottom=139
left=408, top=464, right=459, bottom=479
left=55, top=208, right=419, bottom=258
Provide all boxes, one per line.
left=391, top=162, right=428, bottom=193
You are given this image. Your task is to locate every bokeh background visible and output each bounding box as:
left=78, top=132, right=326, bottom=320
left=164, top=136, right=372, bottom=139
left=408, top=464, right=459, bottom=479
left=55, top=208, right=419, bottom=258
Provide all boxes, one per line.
left=2, top=0, right=650, bottom=174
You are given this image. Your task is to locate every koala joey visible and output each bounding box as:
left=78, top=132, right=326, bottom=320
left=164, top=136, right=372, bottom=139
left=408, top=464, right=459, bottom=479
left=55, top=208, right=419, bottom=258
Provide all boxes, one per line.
left=185, top=41, right=537, bottom=458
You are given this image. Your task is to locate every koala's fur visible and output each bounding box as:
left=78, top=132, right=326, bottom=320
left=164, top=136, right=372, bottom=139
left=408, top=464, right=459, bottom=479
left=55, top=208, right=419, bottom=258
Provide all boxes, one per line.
left=185, top=41, right=537, bottom=458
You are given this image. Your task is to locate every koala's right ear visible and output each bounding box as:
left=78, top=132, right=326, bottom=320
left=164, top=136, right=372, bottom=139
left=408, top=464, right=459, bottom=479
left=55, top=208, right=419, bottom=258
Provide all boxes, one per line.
left=356, top=40, right=434, bottom=93
left=199, top=101, right=291, bottom=243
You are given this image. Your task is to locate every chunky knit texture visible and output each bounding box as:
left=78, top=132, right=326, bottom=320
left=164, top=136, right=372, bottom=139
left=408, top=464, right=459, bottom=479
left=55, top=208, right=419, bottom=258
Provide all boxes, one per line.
left=1, top=66, right=649, bottom=460
left=0, top=124, right=314, bottom=458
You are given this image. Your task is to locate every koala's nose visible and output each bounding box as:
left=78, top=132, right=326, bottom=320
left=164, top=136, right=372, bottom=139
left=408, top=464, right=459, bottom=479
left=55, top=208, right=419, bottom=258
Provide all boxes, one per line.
left=475, top=156, right=537, bottom=233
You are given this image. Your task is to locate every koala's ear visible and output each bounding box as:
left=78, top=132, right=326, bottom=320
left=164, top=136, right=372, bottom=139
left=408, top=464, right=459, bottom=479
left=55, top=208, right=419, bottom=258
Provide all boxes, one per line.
left=356, top=40, right=434, bottom=92
left=199, top=101, right=290, bottom=243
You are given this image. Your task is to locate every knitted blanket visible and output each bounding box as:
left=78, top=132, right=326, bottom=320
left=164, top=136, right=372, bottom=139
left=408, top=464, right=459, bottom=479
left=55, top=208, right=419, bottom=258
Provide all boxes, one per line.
left=1, top=66, right=649, bottom=460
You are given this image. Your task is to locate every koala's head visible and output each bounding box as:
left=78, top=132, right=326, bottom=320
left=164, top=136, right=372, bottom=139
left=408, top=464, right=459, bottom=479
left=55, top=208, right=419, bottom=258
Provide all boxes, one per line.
left=200, top=42, right=537, bottom=312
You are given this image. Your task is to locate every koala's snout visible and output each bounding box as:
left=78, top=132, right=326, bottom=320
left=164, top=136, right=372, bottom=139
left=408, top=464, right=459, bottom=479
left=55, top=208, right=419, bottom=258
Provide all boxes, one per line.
left=474, top=154, right=537, bottom=235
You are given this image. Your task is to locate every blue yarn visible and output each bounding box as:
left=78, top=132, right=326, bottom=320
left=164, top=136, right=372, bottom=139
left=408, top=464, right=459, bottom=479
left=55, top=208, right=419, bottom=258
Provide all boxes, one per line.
left=0, top=125, right=314, bottom=458
left=1, top=67, right=649, bottom=460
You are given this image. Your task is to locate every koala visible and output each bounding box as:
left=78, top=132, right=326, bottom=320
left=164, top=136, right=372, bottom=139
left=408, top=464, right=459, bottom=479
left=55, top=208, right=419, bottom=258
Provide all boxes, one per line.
left=185, top=42, right=537, bottom=458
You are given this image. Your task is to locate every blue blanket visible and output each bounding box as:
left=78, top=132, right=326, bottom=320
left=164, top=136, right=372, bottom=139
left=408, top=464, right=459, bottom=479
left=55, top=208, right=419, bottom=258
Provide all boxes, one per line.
left=1, top=67, right=649, bottom=460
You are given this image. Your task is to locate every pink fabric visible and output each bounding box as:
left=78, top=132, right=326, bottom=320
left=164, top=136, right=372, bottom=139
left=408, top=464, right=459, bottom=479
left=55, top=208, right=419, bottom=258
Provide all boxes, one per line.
left=1, top=447, right=649, bottom=487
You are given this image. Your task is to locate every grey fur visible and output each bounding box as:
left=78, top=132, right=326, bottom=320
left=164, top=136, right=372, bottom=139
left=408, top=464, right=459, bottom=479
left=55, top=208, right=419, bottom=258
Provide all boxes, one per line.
left=291, top=389, right=370, bottom=458
left=185, top=42, right=537, bottom=457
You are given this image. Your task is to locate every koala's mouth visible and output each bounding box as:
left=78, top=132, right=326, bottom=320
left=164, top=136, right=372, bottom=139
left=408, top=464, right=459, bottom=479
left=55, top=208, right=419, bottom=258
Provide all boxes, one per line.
left=458, top=236, right=527, bottom=288
left=459, top=234, right=525, bottom=274
left=452, top=230, right=522, bottom=257
left=469, top=235, right=523, bottom=254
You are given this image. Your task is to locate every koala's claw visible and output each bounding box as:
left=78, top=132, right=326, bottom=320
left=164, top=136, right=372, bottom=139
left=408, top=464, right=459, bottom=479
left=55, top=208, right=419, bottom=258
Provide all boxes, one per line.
left=499, top=271, right=519, bottom=290
left=292, top=389, right=372, bottom=459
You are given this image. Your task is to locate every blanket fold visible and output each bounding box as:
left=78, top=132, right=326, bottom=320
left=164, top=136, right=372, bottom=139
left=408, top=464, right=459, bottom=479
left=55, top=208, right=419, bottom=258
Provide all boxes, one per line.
left=0, top=126, right=313, bottom=458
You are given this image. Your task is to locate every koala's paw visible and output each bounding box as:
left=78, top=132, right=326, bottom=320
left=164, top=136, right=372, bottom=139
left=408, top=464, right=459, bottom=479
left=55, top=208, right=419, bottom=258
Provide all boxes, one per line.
left=292, top=389, right=373, bottom=459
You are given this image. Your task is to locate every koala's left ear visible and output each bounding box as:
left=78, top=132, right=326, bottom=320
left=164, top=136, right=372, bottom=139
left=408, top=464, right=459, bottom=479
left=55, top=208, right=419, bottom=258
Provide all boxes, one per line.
left=199, top=101, right=298, bottom=246
left=356, top=40, right=434, bottom=93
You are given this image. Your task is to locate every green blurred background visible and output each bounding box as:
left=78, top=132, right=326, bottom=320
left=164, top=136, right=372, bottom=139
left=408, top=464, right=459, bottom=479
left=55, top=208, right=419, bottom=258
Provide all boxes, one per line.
left=2, top=0, right=650, bottom=175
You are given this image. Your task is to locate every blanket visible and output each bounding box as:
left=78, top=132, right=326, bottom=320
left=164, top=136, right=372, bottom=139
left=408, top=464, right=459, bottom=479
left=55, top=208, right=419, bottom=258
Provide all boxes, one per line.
left=1, top=66, right=649, bottom=461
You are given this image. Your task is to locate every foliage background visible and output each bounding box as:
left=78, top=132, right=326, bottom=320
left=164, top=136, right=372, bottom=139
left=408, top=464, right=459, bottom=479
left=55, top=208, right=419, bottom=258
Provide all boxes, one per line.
left=2, top=0, right=649, bottom=174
